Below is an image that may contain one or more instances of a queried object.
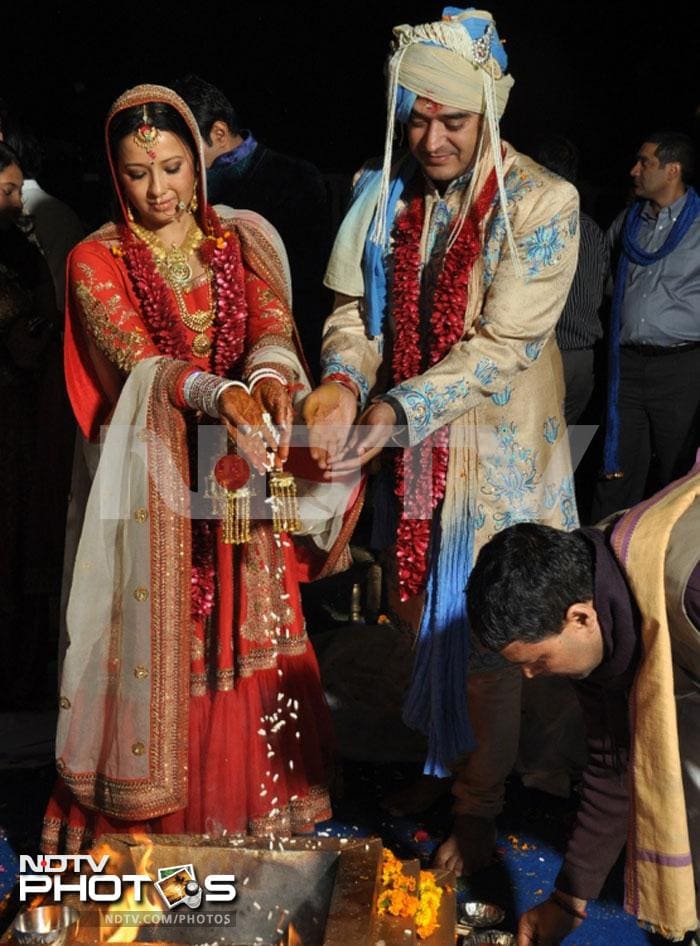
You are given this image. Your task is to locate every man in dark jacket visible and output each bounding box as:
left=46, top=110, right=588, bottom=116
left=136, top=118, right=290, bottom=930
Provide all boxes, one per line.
left=467, top=470, right=700, bottom=945
left=174, top=75, right=332, bottom=380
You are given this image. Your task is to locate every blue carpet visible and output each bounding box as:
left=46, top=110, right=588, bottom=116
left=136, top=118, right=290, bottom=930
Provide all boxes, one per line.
left=0, top=831, right=19, bottom=928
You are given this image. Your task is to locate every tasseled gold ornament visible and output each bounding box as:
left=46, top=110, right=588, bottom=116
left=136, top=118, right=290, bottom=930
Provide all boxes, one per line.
left=212, top=453, right=252, bottom=544
left=221, top=486, right=251, bottom=544
left=269, top=469, right=301, bottom=535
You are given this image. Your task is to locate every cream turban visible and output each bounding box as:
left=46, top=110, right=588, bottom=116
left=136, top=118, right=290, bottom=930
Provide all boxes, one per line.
left=370, top=7, right=521, bottom=277
left=393, top=9, right=514, bottom=120
left=397, top=39, right=514, bottom=119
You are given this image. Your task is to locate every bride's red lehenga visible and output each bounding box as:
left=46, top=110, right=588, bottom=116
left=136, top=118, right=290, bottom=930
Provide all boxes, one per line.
left=42, top=86, right=335, bottom=853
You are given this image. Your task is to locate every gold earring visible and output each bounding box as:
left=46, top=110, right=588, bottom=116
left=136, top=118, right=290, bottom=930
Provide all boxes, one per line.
left=189, top=189, right=198, bottom=214
left=126, top=202, right=134, bottom=222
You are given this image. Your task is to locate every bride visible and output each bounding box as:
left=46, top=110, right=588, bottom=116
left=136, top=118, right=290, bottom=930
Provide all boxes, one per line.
left=42, top=84, right=334, bottom=852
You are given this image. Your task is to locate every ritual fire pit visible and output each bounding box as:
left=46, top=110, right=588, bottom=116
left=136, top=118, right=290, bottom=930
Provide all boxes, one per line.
left=9, top=834, right=453, bottom=946
left=75, top=834, right=377, bottom=946
left=10, top=835, right=455, bottom=946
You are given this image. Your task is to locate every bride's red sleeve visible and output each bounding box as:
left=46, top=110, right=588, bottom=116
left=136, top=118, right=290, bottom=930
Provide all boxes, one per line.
left=243, top=268, right=303, bottom=382
left=64, top=239, right=161, bottom=440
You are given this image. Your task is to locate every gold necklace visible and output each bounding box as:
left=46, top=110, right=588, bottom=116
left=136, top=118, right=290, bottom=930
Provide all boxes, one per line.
left=130, top=218, right=206, bottom=285
left=130, top=218, right=214, bottom=357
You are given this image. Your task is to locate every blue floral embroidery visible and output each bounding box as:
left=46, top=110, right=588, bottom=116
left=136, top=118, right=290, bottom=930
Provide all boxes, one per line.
left=481, top=421, right=540, bottom=522
left=483, top=164, right=538, bottom=288
left=561, top=495, right=577, bottom=531
left=541, top=478, right=578, bottom=529
left=392, top=379, right=470, bottom=435
left=482, top=210, right=508, bottom=288
left=543, top=483, right=559, bottom=511
left=473, top=504, right=486, bottom=530
left=559, top=476, right=577, bottom=530
left=321, top=359, right=370, bottom=405
left=522, top=220, right=565, bottom=277
left=525, top=338, right=546, bottom=361
left=493, top=506, right=540, bottom=530
left=494, top=167, right=540, bottom=209
left=543, top=416, right=560, bottom=444
left=491, top=385, right=512, bottom=406
left=483, top=169, right=574, bottom=286
left=474, top=357, right=499, bottom=385
left=568, top=208, right=579, bottom=238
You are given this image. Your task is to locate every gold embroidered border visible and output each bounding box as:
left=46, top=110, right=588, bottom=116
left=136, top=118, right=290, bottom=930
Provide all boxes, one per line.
left=142, top=359, right=192, bottom=815
left=316, top=483, right=366, bottom=580
left=249, top=811, right=292, bottom=837
left=228, top=213, right=312, bottom=383
left=190, top=637, right=309, bottom=692
left=228, top=218, right=290, bottom=310
left=244, top=334, right=297, bottom=370
left=248, top=788, right=331, bottom=835
left=190, top=667, right=236, bottom=696
left=237, top=639, right=308, bottom=678
left=41, top=817, right=95, bottom=856
left=240, top=525, right=296, bottom=644
left=290, top=785, right=332, bottom=832
left=60, top=360, right=193, bottom=821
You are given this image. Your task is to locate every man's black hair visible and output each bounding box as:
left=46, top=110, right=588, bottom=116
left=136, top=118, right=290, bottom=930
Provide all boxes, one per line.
left=173, top=75, right=240, bottom=143
left=534, top=134, right=579, bottom=184
left=467, top=522, right=595, bottom=652
left=646, top=130, right=695, bottom=185
left=0, top=140, right=22, bottom=174
left=0, top=100, right=42, bottom=179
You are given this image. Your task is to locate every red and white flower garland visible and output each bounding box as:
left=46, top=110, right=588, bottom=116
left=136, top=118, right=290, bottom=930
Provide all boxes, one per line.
left=391, top=170, right=498, bottom=599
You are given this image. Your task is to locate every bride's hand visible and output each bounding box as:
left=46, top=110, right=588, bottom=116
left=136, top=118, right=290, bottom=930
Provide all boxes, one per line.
left=251, top=378, right=293, bottom=464
left=217, top=385, right=278, bottom=474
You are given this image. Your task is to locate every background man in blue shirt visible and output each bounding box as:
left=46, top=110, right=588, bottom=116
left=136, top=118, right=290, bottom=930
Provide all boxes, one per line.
left=593, top=131, right=700, bottom=519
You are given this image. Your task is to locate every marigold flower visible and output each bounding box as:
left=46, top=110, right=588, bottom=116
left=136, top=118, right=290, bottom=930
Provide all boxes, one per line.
left=378, top=850, right=444, bottom=939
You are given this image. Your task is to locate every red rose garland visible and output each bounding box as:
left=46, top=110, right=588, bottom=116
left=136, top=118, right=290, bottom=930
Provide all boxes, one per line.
left=391, top=170, right=499, bottom=600
left=120, top=206, right=249, bottom=619
left=199, top=207, right=248, bottom=378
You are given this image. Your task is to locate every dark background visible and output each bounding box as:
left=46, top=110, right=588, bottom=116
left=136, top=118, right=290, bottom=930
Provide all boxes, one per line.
left=2, top=0, right=698, bottom=224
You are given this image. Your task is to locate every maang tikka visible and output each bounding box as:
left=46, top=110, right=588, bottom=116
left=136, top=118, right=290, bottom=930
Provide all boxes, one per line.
left=133, top=105, right=161, bottom=161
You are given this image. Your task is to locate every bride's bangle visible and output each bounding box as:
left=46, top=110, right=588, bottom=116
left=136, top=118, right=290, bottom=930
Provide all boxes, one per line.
left=184, top=370, right=248, bottom=418
left=247, top=367, right=289, bottom=390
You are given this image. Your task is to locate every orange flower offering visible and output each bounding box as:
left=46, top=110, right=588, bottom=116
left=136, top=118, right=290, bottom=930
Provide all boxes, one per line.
left=376, top=849, right=444, bottom=940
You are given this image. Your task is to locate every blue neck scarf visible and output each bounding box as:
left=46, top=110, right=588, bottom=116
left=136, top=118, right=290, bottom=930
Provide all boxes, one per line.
left=603, top=188, right=700, bottom=476
left=362, top=157, right=418, bottom=337
left=210, top=130, right=258, bottom=173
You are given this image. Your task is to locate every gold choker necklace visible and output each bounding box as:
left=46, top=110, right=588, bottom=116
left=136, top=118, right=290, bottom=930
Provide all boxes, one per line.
left=130, top=218, right=205, bottom=286
left=130, top=218, right=214, bottom=357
